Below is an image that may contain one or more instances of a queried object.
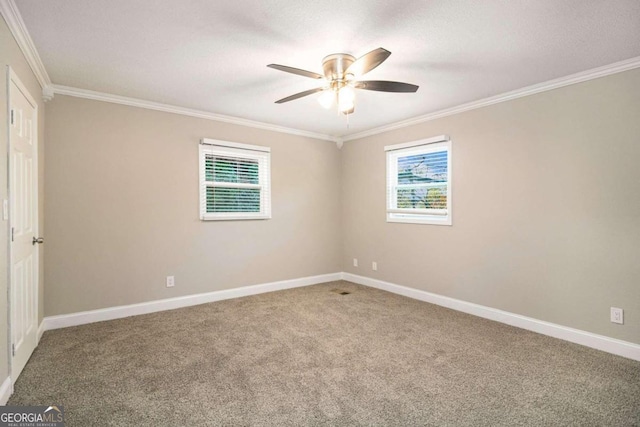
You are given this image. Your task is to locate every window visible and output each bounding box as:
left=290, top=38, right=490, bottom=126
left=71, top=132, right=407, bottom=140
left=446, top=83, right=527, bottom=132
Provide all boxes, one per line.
left=199, top=139, right=271, bottom=220
left=385, top=135, right=451, bottom=225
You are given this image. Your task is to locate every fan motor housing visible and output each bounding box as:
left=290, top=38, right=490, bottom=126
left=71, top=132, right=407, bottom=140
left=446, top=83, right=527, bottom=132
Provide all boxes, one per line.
left=322, top=53, right=355, bottom=81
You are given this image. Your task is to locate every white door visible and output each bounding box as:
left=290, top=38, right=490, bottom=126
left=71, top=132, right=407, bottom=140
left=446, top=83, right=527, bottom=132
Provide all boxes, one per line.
left=9, top=68, right=39, bottom=381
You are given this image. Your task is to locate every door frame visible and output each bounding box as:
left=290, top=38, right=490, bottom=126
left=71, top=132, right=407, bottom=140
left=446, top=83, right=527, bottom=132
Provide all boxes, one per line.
left=6, top=66, right=40, bottom=384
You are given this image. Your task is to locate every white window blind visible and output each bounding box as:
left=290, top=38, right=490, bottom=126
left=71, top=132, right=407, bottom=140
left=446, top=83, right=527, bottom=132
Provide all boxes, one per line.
left=199, top=139, right=271, bottom=221
left=385, top=136, right=451, bottom=225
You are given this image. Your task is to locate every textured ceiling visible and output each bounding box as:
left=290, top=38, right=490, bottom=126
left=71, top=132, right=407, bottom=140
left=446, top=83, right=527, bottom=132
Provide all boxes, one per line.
left=15, top=0, right=640, bottom=138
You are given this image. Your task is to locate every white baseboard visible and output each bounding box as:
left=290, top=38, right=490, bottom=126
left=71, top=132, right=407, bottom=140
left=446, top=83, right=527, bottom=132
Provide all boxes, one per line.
left=44, top=272, right=342, bottom=331
left=40, top=271, right=640, bottom=362
left=343, top=273, right=640, bottom=362
left=37, top=321, right=45, bottom=343
left=0, top=376, right=12, bottom=405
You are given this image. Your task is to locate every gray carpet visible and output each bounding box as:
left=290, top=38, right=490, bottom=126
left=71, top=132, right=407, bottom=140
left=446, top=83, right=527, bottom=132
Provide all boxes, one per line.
left=8, top=281, right=640, bottom=426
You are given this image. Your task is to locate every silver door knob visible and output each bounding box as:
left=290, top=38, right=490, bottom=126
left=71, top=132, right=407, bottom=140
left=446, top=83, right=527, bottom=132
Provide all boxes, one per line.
left=32, top=237, right=44, bottom=245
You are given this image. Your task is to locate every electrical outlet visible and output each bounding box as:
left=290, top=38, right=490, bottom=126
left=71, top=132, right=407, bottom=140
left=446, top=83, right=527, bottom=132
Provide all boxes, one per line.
left=610, top=307, right=623, bottom=324
left=353, top=258, right=358, bottom=267
left=372, top=261, right=377, bottom=271
left=166, top=276, right=175, bottom=288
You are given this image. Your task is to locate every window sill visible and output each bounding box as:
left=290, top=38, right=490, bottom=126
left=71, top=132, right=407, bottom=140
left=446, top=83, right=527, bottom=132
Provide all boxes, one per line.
left=201, top=214, right=271, bottom=221
left=387, top=214, right=451, bottom=226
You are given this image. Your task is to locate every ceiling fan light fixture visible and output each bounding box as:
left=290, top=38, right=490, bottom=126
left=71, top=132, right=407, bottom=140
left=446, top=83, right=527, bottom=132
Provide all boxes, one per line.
left=338, top=86, right=355, bottom=113
left=341, top=106, right=355, bottom=116
left=318, top=90, right=335, bottom=109
left=339, top=100, right=354, bottom=114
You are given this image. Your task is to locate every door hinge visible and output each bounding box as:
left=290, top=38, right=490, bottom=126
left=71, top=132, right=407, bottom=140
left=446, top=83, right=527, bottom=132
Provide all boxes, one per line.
left=12, top=344, right=15, bottom=356
left=11, top=227, right=14, bottom=242
left=10, top=109, right=14, bottom=125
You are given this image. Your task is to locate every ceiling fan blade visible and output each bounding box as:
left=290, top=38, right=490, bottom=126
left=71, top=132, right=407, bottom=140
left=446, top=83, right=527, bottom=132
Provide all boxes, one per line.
left=346, top=48, right=391, bottom=76
left=267, top=64, right=324, bottom=80
left=354, top=80, right=419, bottom=93
left=275, top=87, right=325, bottom=104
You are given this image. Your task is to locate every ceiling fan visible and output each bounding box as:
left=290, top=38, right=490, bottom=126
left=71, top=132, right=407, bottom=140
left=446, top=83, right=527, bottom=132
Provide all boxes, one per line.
left=267, top=48, right=418, bottom=115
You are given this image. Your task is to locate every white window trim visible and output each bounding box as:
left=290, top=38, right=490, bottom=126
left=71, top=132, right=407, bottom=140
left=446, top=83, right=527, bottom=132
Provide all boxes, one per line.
left=385, top=135, right=452, bottom=225
left=199, top=138, right=271, bottom=221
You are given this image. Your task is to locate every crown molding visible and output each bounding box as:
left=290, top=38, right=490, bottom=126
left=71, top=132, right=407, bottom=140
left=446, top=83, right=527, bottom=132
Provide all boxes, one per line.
left=50, top=85, right=338, bottom=142
left=342, top=56, right=640, bottom=142
left=0, top=0, right=51, bottom=92
left=50, top=55, right=640, bottom=144
left=42, top=85, right=55, bottom=101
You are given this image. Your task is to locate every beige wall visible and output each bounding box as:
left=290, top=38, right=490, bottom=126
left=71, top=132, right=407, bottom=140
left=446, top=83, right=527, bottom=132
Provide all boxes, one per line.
left=342, top=69, right=640, bottom=344
left=44, top=95, right=342, bottom=316
left=0, top=16, right=46, bottom=382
